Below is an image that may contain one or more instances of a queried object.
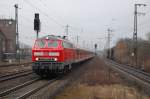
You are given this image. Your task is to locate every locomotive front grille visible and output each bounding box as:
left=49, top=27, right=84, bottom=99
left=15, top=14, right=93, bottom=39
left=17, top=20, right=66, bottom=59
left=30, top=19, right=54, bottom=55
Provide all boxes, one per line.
left=33, top=61, right=64, bottom=72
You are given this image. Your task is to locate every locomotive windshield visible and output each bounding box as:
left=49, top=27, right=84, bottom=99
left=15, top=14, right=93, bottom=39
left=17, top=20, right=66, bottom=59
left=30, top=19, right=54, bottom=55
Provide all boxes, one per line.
left=35, top=40, right=58, bottom=48
left=47, top=40, right=58, bottom=47
left=36, top=40, right=46, bottom=48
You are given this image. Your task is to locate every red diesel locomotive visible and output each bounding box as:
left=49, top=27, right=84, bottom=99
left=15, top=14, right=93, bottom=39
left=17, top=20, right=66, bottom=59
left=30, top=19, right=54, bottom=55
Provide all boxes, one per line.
left=32, top=35, right=94, bottom=76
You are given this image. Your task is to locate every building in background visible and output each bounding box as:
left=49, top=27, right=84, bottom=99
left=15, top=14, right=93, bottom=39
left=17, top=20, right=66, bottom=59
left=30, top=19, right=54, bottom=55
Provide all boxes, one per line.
left=0, top=30, right=6, bottom=61
left=0, top=19, right=16, bottom=61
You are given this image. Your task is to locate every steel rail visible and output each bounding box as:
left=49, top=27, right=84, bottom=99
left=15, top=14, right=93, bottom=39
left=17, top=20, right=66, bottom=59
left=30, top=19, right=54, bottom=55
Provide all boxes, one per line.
left=0, top=78, right=40, bottom=97
left=109, top=60, right=150, bottom=77
left=106, top=59, right=150, bottom=84
left=0, top=70, right=33, bottom=82
left=122, top=64, right=150, bottom=77
left=16, top=79, right=56, bottom=99
left=0, top=62, right=32, bottom=67
left=0, top=70, right=32, bottom=79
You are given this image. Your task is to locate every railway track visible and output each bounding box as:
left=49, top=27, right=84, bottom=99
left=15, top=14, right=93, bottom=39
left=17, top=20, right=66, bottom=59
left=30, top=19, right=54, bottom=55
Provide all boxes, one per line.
left=0, top=78, right=39, bottom=97
left=105, top=59, right=150, bottom=88
left=0, top=62, right=32, bottom=68
left=109, top=61, right=150, bottom=83
left=0, top=58, right=94, bottom=99
left=0, top=78, right=56, bottom=99
left=0, top=70, right=33, bottom=83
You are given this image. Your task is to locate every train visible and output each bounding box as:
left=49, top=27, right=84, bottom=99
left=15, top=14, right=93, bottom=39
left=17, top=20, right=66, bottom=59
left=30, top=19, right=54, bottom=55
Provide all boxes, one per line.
left=32, top=35, right=94, bottom=77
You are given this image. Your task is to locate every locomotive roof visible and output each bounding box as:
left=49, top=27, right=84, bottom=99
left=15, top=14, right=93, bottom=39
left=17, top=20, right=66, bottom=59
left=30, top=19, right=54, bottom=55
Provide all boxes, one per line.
left=35, top=35, right=93, bottom=52
left=37, top=35, right=70, bottom=42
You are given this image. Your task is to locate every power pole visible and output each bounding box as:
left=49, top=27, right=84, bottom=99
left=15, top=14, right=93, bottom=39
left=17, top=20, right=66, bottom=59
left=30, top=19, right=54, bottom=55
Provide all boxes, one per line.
left=65, top=24, right=69, bottom=36
left=14, top=4, right=20, bottom=62
left=133, top=4, right=146, bottom=67
left=82, top=40, right=85, bottom=48
left=107, top=28, right=112, bottom=58
left=76, top=35, right=79, bottom=46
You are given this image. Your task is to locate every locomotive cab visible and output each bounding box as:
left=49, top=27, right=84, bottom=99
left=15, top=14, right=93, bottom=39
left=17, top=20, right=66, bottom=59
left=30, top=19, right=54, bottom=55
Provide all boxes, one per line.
left=32, top=36, right=65, bottom=75
left=32, top=39, right=63, bottom=62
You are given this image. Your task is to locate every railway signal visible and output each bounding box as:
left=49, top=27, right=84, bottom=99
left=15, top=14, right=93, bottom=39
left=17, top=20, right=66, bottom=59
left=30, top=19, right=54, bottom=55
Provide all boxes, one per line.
left=34, top=13, right=41, bottom=38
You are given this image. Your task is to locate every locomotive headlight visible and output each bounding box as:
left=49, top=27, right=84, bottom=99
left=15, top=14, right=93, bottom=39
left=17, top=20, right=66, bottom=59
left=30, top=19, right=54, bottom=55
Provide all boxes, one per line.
left=34, top=52, right=44, bottom=56
left=35, top=57, right=39, bottom=61
left=49, top=52, right=59, bottom=56
left=54, top=58, right=58, bottom=61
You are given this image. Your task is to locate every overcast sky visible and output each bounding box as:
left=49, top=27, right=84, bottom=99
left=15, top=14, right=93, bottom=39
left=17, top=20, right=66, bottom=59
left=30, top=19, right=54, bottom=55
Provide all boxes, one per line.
left=0, top=0, right=150, bottom=50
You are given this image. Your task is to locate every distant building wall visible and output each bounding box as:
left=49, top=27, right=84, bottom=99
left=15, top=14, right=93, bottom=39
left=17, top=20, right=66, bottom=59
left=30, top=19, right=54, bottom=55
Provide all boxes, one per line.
left=0, top=30, right=6, bottom=61
left=0, top=19, right=16, bottom=53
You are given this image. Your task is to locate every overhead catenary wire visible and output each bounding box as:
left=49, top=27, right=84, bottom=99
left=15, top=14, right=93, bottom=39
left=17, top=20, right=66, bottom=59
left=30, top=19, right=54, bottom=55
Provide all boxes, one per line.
left=23, top=0, right=64, bottom=28
left=38, top=0, right=68, bottom=30
left=38, top=0, right=83, bottom=35
left=24, top=0, right=85, bottom=35
left=39, top=0, right=47, bottom=7
left=29, top=0, right=85, bottom=35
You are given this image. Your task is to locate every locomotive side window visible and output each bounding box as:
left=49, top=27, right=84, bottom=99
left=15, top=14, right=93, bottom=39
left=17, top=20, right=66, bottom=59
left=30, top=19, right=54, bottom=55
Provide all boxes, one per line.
left=35, top=40, right=46, bottom=48
left=62, top=42, right=68, bottom=48
left=70, top=43, right=74, bottom=48
left=63, top=41, right=73, bottom=48
left=47, top=40, right=58, bottom=48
